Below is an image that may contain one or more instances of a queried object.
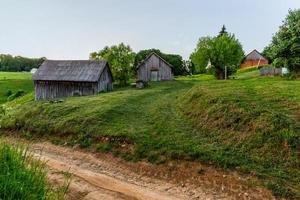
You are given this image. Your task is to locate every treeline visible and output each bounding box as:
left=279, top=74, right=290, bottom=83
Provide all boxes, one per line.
left=0, top=54, right=45, bottom=72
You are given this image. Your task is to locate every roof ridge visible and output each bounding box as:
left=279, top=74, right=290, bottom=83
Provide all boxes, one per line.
left=136, top=51, right=173, bottom=70
left=45, top=59, right=105, bottom=62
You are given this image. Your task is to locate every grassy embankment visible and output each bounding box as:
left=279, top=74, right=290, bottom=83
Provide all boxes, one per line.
left=0, top=70, right=299, bottom=198
left=0, top=72, right=33, bottom=104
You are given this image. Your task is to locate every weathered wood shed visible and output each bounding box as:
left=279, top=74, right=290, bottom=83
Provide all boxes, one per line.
left=136, top=52, right=173, bottom=81
left=240, top=50, right=269, bottom=69
left=32, top=60, right=113, bottom=100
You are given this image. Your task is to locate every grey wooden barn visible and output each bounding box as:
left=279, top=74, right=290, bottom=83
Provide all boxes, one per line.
left=136, top=52, right=173, bottom=81
left=32, top=60, right=113, bottom=100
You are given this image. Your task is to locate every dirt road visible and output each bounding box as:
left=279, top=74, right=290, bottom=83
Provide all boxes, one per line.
left=28, top=142, right=275, bottom=200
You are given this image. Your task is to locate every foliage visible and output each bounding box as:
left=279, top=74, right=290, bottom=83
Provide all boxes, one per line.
left=0, top=142, right=63, bottom=200
left=135, top=49, right=187, bottom=76
left=191, top=26, right=244, bottom=79
left=263, top=9, right=300, bottom=74
left=7, top=90, right=25, bottom=102
left=134, top=49, right=161, bottom=67
left=0, top=54, right=45, bottom=72
left=1, top=75, right=300, bottom=198
left=218, top=25, right=228, bottom=37
left=90, top=43, right=135, bottom=86
left=190, top=37, right=211, bottom=74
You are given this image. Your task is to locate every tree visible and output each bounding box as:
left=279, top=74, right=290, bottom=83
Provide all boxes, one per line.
left=218, top=25, right=228, bottom=37
left=190, top=27, right=244, bottom=79
left=0, top=54, right=45, bottom=72
left=135, top=49, right=186, bottom=76
left=190, top=36, right=211, bottom=74
left=263, top=9, right=300, bottom=74
left=90, top=43, right=135, bottom=86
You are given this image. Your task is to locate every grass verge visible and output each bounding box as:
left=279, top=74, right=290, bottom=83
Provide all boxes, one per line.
left=0, top=140, right=66, bottom=199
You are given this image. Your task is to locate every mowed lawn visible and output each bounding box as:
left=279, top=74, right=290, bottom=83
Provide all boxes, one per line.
left=0, top=71, right=300, bottom=198
left=0, top=72, right=33, bottom=104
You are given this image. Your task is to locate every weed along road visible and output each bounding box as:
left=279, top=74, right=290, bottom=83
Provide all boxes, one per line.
left=26, top=141, right=274, bottom=200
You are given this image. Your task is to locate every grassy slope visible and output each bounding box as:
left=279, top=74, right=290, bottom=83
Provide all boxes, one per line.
left=0, top=72, right=33, bottom=104
left=179, top=77, right=300, bottom=198
left=0, top=72, right=299, bottom=198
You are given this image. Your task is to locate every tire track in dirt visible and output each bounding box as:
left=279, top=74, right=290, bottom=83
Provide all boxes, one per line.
left=6, top=139, right=275, bottom=200
left=37, top=154, right=182, bottom=200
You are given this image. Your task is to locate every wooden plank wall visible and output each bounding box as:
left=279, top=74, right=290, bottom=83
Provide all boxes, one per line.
left=34, top=81, right=98, bottom=100
left=137, top=54, right=173, bottom=81
left=97, top=66, right=114, bottom=92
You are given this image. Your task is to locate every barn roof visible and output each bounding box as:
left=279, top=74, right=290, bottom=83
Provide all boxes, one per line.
left=244, top=50, right=268, bottom=61
left=32, top=60, right=110, bottom=82
left=136, top=52, right=173, bottom=70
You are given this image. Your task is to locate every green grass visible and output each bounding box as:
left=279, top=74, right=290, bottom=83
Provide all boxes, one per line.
left=0, top=72, right=33, bottom=104
left=0, top=141, right=64, bottom=200
left=0, top=74, right=299, bottom=198
left=236, top=67, right=261, bottom=79
left=0, top=72, right=32, bottom=80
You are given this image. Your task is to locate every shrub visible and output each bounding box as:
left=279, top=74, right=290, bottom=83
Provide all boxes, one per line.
left=7, top=90, right=25, bottom=101
left=5, top=90, right=12, bottom=97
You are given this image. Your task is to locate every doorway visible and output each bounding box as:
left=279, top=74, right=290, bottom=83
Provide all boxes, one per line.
left=150, top=71, right=158, bottom=81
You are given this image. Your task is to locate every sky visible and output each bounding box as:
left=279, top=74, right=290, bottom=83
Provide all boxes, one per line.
left=0, top=0, right=299, bottom=60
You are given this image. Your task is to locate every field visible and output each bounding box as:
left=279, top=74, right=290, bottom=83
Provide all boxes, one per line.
left=0, top=70, right=299, bottom=198
left=0, top=72, right=33, bottom=104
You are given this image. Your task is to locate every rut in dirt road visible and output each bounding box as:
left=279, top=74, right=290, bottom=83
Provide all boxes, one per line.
left=29, top=142, right=274, bottom=200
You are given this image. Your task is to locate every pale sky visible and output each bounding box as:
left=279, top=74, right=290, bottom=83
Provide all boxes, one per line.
left=0, top=0, right=299, bottom=59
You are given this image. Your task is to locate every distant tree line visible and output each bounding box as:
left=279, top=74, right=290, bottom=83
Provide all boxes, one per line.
left=0, top=54, right=45, bottom=72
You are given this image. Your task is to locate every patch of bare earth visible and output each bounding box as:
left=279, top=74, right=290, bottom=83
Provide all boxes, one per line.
left=21, top=141, right=275, bottom=200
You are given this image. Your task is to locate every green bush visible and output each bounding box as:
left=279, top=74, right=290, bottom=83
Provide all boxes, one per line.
left=7, top=90, right=25, bottom=101
left=5, top=90, right=12, bottom=97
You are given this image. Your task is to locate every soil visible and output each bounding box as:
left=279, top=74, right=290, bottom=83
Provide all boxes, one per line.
left=5, top=137, right=276, bottom=199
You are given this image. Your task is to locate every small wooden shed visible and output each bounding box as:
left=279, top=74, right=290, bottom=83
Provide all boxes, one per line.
left=32, top=60, right=113, bottom=100
left=136, top=52, right=173, bottom=81
left=240, top=50, right=269, bottom=69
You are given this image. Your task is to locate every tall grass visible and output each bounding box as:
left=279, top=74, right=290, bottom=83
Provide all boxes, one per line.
left=0, top=142, right=63, bottom=200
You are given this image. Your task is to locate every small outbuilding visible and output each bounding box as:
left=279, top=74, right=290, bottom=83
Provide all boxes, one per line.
left=240, top=50, right=269, bottom=69
left=30, top=68, right=38, bottom=74
left=32, top=60, right=113, bottom=100
left=136, top=52, right=173, bottom=81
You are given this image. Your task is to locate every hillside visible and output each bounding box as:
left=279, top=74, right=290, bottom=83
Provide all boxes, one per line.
left=0, top=73, right=299, bottom=198
left=0, top=72, right=33, bottom=104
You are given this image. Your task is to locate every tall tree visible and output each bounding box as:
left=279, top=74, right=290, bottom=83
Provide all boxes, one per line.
left=191, top=27, right=244, bottom=79
left=218, top=25, right=228, bottom=37
left=90, top=43, right=135, bottom=86
left=190, top=36, right=211, bottom=74
left=263, top=9, right=300, bottom=74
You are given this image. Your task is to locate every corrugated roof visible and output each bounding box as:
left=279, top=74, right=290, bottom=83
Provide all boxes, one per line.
left=245, top=50, right=268, bottom=61
left=32, top=60, right=108, bottom=82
